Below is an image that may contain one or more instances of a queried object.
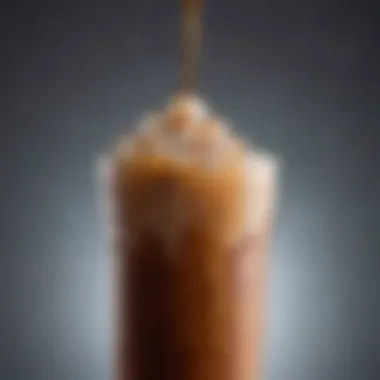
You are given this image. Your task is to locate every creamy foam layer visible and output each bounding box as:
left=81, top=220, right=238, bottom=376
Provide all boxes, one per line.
left=114, top=95, right=243, bottom=168
left=110, top=94, right=277, bottom=251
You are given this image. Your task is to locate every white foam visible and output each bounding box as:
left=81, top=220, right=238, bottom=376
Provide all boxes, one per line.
left=166, top=94, right=211, bottom=119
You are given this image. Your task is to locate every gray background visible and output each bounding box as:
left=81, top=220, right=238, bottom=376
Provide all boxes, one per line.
left=1, top=0, right=379, bottom=379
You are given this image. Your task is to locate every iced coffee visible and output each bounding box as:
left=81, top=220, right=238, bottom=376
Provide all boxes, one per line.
left=105, top=94, right=277, bottom=380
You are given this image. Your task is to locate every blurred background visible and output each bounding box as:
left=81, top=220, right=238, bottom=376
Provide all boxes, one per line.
left=1, top=0, right=379, bottom=379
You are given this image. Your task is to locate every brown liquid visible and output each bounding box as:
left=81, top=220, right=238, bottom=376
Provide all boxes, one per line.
left=109, top=96, right=276, bottom=380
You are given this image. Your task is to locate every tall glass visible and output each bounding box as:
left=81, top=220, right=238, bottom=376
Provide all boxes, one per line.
left=102, top=96, right=278, bottom=380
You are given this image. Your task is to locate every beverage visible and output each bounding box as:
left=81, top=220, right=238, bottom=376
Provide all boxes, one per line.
left=105, top=95, right=278, bottom=380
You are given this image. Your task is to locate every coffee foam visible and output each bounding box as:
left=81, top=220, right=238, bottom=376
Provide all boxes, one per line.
left=109, top=95, right=277, bottom=252
left=114, top=94, right=240, bottom=169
